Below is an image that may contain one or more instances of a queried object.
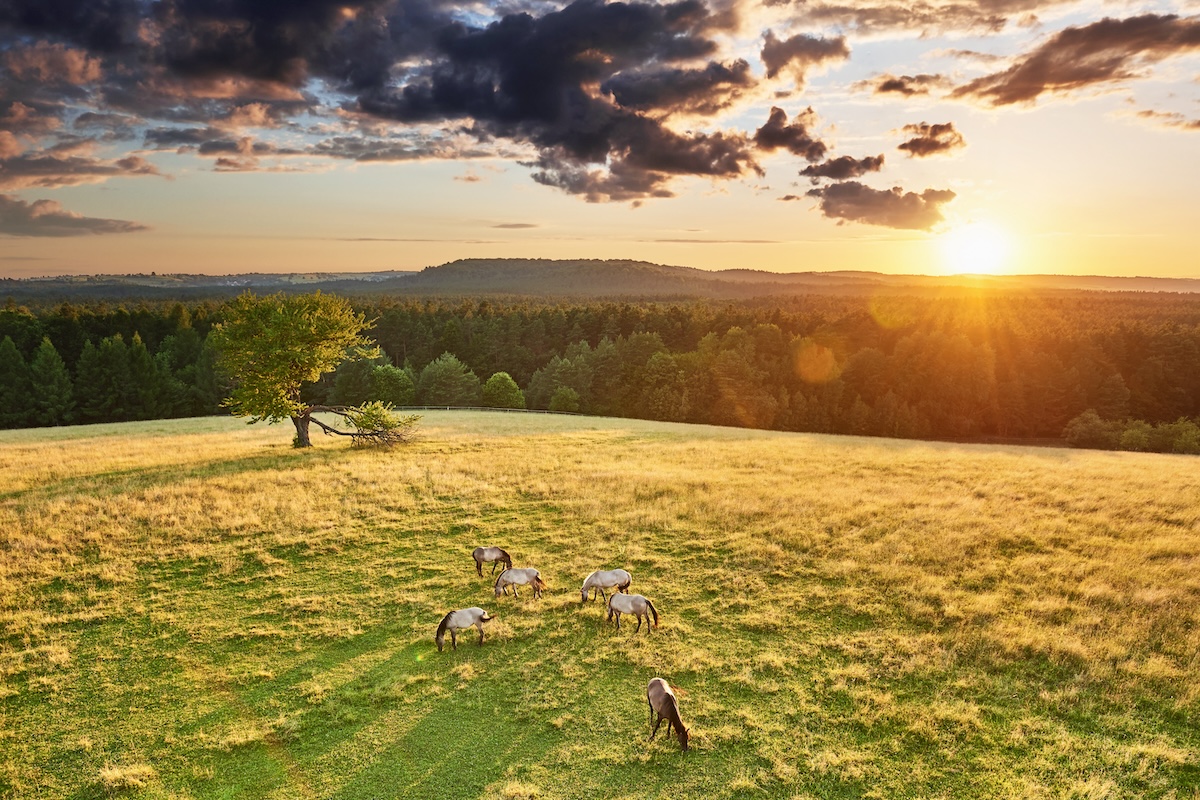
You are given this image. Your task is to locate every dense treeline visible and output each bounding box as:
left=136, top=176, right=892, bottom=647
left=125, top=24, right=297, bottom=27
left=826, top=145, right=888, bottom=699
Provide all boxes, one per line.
left=2, top=292, right=1199, bottom=451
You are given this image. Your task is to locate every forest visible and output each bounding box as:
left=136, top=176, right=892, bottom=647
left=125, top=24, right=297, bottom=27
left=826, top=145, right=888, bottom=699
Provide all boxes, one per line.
left=2, top=289, right=1199, bottom=452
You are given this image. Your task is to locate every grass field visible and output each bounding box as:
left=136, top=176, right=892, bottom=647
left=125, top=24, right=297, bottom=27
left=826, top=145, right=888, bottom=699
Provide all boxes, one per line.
left=1, top=412, right=1198, bottom=799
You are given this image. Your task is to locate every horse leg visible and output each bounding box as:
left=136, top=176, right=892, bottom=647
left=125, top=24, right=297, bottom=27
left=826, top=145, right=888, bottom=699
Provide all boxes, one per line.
left=475, top=559, right=483, bottom=576
left=490, top=561, right=498, bottom=575
left=599, top=587, right=607, bottom=603
left=450, top=629, right=458, bottom=651
left=476, top=622, right=485, bottom=646
left=634, top=614, right=642, bottom=633
left=650, top=714, right=663, bottom=741
left=614, top=611, right=621, bottom=630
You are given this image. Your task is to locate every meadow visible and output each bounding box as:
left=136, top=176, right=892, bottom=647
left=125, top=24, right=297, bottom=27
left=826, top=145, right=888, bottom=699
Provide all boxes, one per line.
left=1, top=412, right=1197, bottom=799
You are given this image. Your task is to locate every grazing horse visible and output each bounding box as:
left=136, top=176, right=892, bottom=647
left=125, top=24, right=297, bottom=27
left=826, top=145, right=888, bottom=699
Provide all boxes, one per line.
left=580, top=568, right=632, bottom=603
left=435, top=607, right=494, bottom=652
left=647, top=677, right=689, bottom=751
left=606, top=593, right=658, bottom=632
left=472, top=546, right=513, bottom=576
left=494, top=567, right=547, bottom=599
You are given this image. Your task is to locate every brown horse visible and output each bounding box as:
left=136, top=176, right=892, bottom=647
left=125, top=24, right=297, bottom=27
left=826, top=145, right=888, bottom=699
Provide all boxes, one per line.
left=472, top=546, right=512, bottom=576
left=647, top=677, right=689, bottom=751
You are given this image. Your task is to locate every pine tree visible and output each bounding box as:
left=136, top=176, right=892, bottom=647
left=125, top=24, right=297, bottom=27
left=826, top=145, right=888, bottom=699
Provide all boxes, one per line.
left=29, top=337, right=75, bottom=426
left=128, top=332, right=169, bottom=419
left=75, top=336, right=134, bottom=423
left=0, top=335, right=33, bottom=428
left=74, top=340, right=108, bottom=423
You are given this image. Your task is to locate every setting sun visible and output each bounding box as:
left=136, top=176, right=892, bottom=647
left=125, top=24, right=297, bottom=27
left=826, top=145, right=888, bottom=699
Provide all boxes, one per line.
left=940, top=222, right=1013, bottom=275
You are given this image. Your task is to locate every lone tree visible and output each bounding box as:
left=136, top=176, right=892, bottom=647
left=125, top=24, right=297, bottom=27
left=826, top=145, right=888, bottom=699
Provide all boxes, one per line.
left=209, top=291, right=419, bottom=448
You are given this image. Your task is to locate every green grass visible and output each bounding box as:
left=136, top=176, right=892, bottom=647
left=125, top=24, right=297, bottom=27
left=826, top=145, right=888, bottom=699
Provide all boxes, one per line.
left=1, top=412, right=1198, bottom=799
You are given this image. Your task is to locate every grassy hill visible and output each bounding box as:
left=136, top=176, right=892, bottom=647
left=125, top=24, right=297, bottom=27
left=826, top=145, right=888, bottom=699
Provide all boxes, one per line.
left=1, top=413, right=1197, bottom=798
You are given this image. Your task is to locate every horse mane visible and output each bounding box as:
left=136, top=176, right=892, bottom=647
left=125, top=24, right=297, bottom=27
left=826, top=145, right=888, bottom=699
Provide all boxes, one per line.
left=435, top=611, right=454, bottom=639
left=498, top=548, right=511, bottom=562
left=645, top=597, right=659, bottom=628
left=494, top=570, right=505, bottom=589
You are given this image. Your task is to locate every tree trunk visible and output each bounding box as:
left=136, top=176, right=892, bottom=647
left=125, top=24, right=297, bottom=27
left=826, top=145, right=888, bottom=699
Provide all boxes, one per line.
left=291, top=412, right=312, bottom=448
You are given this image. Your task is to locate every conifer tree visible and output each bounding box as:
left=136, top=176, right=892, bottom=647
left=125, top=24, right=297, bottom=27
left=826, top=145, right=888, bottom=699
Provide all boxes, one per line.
left=29, top=337, right=75, bottom=426
left=0, top=335, right=33, bottom=428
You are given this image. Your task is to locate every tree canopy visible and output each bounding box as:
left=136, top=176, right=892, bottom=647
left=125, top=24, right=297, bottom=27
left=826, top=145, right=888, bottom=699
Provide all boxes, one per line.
left=208, top=292, right=418, bottom=447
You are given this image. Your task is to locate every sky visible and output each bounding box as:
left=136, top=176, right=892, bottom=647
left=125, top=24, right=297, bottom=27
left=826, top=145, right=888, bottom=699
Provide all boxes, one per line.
left=0, top=0, right=1197, bottom=279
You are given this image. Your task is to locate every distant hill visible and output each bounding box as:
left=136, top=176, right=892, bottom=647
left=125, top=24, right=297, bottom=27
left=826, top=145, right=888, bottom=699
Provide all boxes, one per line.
left=4, top=258, right=1199, bottom=303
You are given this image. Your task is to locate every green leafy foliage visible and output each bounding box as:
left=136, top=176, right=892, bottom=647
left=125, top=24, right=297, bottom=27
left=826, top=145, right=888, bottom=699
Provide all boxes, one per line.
left=481, top=371, right=525, bottom=409
left=548, top=385, right=580, bottom=412
left=208, top=292, right=368, bottom=423
left=340, top=402, right=422, bottom=447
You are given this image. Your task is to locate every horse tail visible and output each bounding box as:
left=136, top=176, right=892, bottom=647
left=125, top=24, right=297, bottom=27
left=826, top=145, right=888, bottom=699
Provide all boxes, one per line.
left=480, top=611, right=494, bottom=622
left=533, top=576, right=547, bottom=592
left=618, top=578, right=631, bottom=592
left=646, top=598, right=659, bottom=628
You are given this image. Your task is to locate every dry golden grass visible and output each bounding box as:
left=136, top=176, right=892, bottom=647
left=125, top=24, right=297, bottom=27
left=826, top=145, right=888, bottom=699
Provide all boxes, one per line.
left=1, top=412, right=1197, bottom=798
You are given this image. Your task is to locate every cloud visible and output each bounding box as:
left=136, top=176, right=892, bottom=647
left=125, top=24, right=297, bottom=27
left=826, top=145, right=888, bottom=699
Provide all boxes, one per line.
left=801, top=154, right=885, bottom=180
left=806, top=181, right=956, bottom=230
left=897, top=122, right=965, bottom=157
left=0, top=194, right=148, bottom=237
left=600, top=59, right=755, bottom=115
left=856, top=73, right=950, bottom=97
left=760, top=30, right=849, bottom=82
left=765, top=0, right=1073, bottom=36
left=753, top=107, right=827, bottom=161
left=1133, top=109, right=1200, bottom=131
left=951, top=14, right=1200, bottom=106
left=0, top=149, right=161, bottom=190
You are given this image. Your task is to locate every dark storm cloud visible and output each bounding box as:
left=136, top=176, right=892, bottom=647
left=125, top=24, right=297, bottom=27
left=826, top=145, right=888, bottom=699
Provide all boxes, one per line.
left=0, top=0, right=143, bottom=53
left=144, top=126, right=227, bottom=150
left=0, top=194, right=148, bottom=237
left=3, top=0, right=1000, bottom=206
left=753, top=107, right=826, bottom=161
left=952, top=14, right=1200, bottom=106
left=600, top=59, right=754, bottom=115
left=74, top=111, right=141, bottom=141
left=800, top=154, right=884, bottom=181
left=806, top=181, right=955, bottom=230
left=760, top=30, right=849, bottom=81
left=897, top=122, right=964, bottom=157
left=856, top=73, right=950, bottom=97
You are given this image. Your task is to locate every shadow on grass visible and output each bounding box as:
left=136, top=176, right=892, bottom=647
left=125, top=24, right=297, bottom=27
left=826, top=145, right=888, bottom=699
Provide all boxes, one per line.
left=1, top=447, right=350, bottom=503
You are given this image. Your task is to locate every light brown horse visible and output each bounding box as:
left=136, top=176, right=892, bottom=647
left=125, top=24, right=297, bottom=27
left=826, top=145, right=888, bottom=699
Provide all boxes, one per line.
left=606, top=593, right=658, bottom=632
left=472, top=546, right=512, bottom=576
left=435, top=607, right=494, bottom=652
left=494, top=567, right=547, bottom=599
left=647, top=677, right=689, bottom=751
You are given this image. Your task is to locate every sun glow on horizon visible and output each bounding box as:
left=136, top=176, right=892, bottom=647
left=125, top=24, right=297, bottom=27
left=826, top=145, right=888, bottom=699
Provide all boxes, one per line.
left=940, top=221, right=1013, bottom=275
